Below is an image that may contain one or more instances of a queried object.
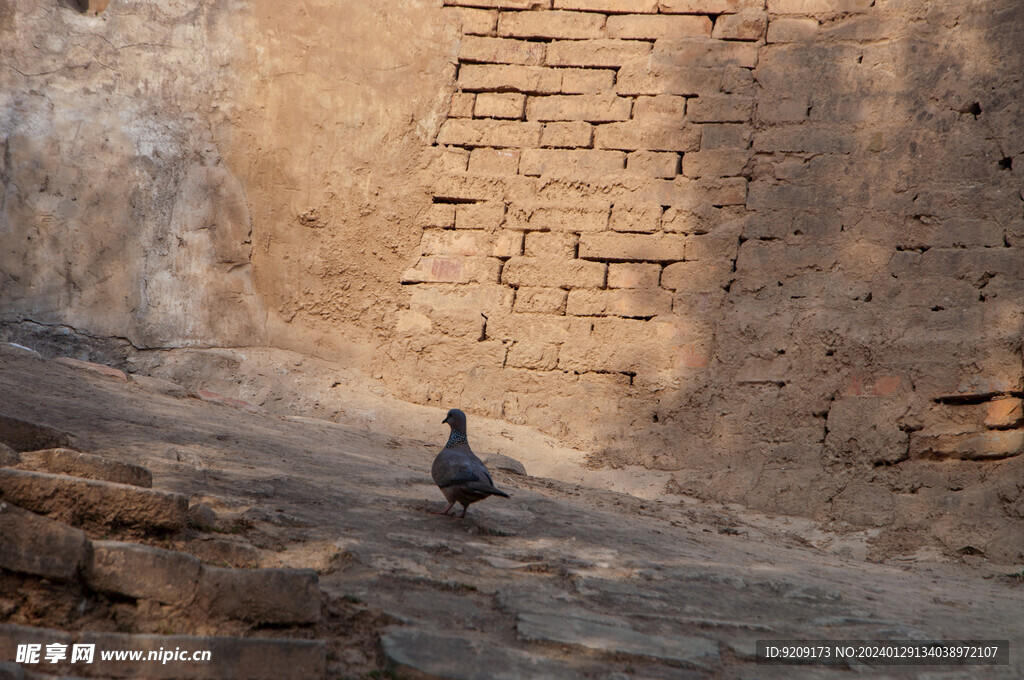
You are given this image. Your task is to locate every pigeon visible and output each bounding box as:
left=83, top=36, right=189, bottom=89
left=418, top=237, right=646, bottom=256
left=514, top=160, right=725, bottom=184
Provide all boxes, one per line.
left=431, top=408, right=510, bottom=518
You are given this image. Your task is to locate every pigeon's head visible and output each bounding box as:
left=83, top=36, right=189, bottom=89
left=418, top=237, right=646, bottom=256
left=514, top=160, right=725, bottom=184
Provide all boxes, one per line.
left=442, top=408, right=467, bottom=433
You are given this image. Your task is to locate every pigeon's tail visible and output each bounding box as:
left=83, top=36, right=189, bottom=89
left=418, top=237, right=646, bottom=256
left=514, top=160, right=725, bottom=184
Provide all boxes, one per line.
left=489, top=487, right=511, bottom=498
left=468, top=481, right=510, bottom=498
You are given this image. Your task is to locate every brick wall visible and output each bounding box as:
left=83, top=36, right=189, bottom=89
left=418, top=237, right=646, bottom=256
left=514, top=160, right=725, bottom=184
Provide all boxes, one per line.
left=394, top=0, right=1024, bottom=557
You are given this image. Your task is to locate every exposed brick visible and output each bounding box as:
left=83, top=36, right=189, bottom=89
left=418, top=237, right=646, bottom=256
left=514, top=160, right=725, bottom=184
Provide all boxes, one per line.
left=680, top=149, right=749, bottom=178
left=752, top=127, right=855, bottom=154
left=687, top=95, right=754, bottom=123
left=560, top=68, right=617, bottom=93
left=755, top=94, right=811, bottom=122
left=514, top=287, right=569, bottom=313
left=633, top=95, right=688, bottom=122
left=768, top=0, right=872, bottom=13
left=662, top=259, right=733, bottom=291
left=520, top=148, right=626, bottom=176
left=460, top=36, right=546, bottom=65
left=527, top=94, right=632, bottom=122
left=410, top=285, right=514, bottom=316
left=507, top=341, right=560, bottom=369
left=524, top=231, right=579, bottom=258
left=469, top=148, right=522, bottom=174
left=595, top=121, right=701, bottom=152
left=434, top=173, right=530, bottom=202
left=985, top=397, right=1024, bottom=429
left=616, top=62, right=755, bottom=96
left=766, top=17, right=819, bottom=42
left=459, top=64, right=563, bottom=93
left=700, top=123, right=752, bottom=149
left=608, top=262, right=662, bottom=287
left=419, top=204, right=456, bottom=228
left=400, top=256, right=503, bottom=284
left=450, top=92, right=476, bottom=118
left=909, top=430, right=1024, bottom=462
left=437, top=119, right=542, bottom=147
left=553, top=0, right=658, bottom=12
left=658, top=0, right=765, bottom=12
left=579, top=232, right=686, bottom=262
left=567, top=288, right=673, bottom=317
left=422, top=229, right=523, bottom=258
left=475, top=92, right=527, bottom=119
left=685, top=222, right=741, bottom=261
left=509, top=202, right=611, bottom=231
left=498, top=10, right=606, bottom=39
left=626, top=150, right=680, bottom=178
left=712, top=10, right=767, bottom=40
left=437, top=147, right=471, bottom=172
left=541, top=121, right=594, bottom=148
left=546, top=39, right=652, bottom=68
left=652, top=38, right=759, bottom=69
left=610, top=203, right=663, bottom=233
left=558, top=317, right=672, bottom=374
left=606, top=14, right=712, bottom=38
left=456, top=202, right=507, bottom=229
left=446, top=7, right=499, bottom=35
left=445, top=0, right=552, bottom=8
left=502, top=256, right=606, bottom=288
left=488, top=312, right=582, bottom=344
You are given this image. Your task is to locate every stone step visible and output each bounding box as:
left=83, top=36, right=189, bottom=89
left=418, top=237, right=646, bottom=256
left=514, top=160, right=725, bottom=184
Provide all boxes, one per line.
left=0, top=469, right=186, bottom=533
left=0, top=625, right=325, bottom=680
left=0, top=501, right=89, bottom=581
left=10, top=449, right=152, bottom=488
left=0, top=415, right=70, bottom=453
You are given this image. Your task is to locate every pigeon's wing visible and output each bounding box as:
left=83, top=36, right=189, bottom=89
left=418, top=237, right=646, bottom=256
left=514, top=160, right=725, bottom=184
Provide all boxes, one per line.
left=432, top=448, right=486, bottom=488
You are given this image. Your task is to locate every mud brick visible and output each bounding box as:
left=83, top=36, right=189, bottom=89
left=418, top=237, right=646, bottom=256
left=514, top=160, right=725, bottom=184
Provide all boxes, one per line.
left=909, top=430, right=1024, bottom=462
left=400, top=256, right=503, bottom=284
left=616, top=62, right=754, bottom=96
left=419, top=204, right=456, bottom=228
left=527, top=94, right=632, bottom=122
left=768, top=0, right=873, bottom=13
left=609, top=203, right=663, bottom=233
left=475, top=92, right=527, bottom=119
left=626, top=151, right=679, bottom=178
left=560, top=68, right=616, bottom=93
left=680, top=149, right=749, bottom=178
left=524, top=231, right=579, bottom=258
left=445, top=0, right=552, bottom=8
left=659, top=0, right=765, bottom=12
left=700, top=123, right=752, bottom=149
left=422, top=229, right=523, bottom=257
left=469, top=147, right=522, bottom=174
left=546, top=39, right=652, bottom=67
left=541, top=121, right=594, bottom=148
left=88, top=541, right=201, bottom=604
left=487, top=312, right=581, bottom=343
left=595, top=121, right=701, bottom=152
left=0, top=502, right=89, bottom=580
left=509, top=202, right=610, bottom=231
left=445, top=7, right=499, bottom=35
left=553, top=0, right=658, bottom=12
left=498, top=10, right=606, bottom=39
left=662, top=259, right=732, bottom=290
left=579, top=232, right=687, bottom=262
left=608, top=263, right=662, bottom=288
left=449, top=92, right=476, bottom=118
left=652, top=38, right=759, bottom=69
left=502, top=257, right=606, bottom=288
left=688, top=95, right=754, bottom=123
left=458, top=64, right=563, bottom=93
left=514, top=287, right=569, bottom=313
left=437, top=119, right=542, bottom=147
left=985, top=398, right=1024, bottom=429
left=567, top=288, right=673, bottom=317
left=410, top=285, right=514, bottom=315
left=606, top=14, right=712, bottom=38
left=520, top=148, right=625, bottom=176
left=754, top=95, right=810, bottom=122
left=767, top=16, right=819, bottom=42
left=632, top=95, right=688, bottom=122
left=460, top=36, right=545, bottom=65
left=456, top=202, right=506, bottom=229
left=506, top=341, right=561, bottom=369
left=712, top=10, right=767, bottom=40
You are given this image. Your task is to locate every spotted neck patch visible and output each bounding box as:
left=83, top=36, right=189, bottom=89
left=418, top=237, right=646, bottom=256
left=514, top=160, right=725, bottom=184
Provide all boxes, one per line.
left=445, top=430, right=468, bottom=447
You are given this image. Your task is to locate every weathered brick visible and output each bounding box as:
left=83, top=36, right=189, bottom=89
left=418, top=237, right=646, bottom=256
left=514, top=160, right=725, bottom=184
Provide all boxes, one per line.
left=680, top=149, right=749, bottom=178
left=437, top=119, right=542, bottom=147
left=766, top=17, right=819, bottom=42
left=445, top=7, right=499, bottom=35
left=579, top=232, right=687, bottom=261
left=616, top=62, right=755, bottom=96
left=541, top=121, right=594, bottom=147
left=488, top=312, right=582, bottom=344
left=410, top=285, right=515, bottom=316
left=469, top=147, right=522, bottom=174
left=498, top=10, right=606, bottom=39
left=700, top=123, right=752, bottom=149
left=755, top=94, right=811, bottom=122
left=768, top=0, right=872, bottom=13
left=524, top=231, right=579, bottom=258
left=686, top=222, right=741, bottom=261
left=475, top=92, right=527, bottom=119
left=712, top=10, right=767, bottom=40
left=527, top=94, right=632, bottom=122
left=445, top=0, right=552, bottom=8
left=459, top=64, right=563, bottom=93
left=16, top=448, right=152, bottom=487
left=633, top=95, right=688, bottom=122
left=752, top=127, right=854, bottom=153
left=422, top=229, right=523, bottom=258
left=436, top=147, right=471, bottom=172
left=652, top=38, right=759, bottom=69
left=659, top=0, right=765, bottom=12
left=456, top=202, right=506, bottom=229
left=400, top=256, right=503, bottom=284
left=450, top=92, right=476, bottom=118
left=460, top=36, right=546, bottom=65
left=546, top=39, right=652, bottom=67
left=419, top=204, right=456, bottom=228
left=88, top=541, right=201, bottom=604
left=687, top=95, right=754, bottom=123
left=197, top=566, right=321, bottom=624
left=434, top=172, right=533, bottom=202
left=520, top=148, right=626, bottom=176
left=645, top=176, right=748, bottom=209
left=554, top=0, right=658, bottom=12
left=558, top=317, right=673, bottom=374
left=986, top=397, right=1024, bottom=429
left=595, top=121, right=701, bottom=152
left=606, top=14, right=712, bottom=38
left=567, top=288, right=673, bottom=317
left=609, top=203, right=663, bottom=232
left=560, top=68, right=617, bottom=93
left=0, top=502, right=89, bottom=581
left=514, top=287, right=569, bottom=313
left=507, top=341, right=560, bottom=369
left=502, top=256, right=606, bottom=288
left=509, top=202, right=611, bottom=231
left=626, top=150, right=680, bottom=178
left=662, top=259, right=732, bottom=291
left=608, top=262, right=662, bottom=287
left=909, top=430, right=1024, bottom=462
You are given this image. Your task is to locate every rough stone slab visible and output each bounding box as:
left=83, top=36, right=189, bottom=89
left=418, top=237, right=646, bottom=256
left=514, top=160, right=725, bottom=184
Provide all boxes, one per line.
left=16, top=449, right=152, bottom=488
left=53, top=357, right=128, bottom=382
left=88, top=541, right=201, bottom=604
left=0, top=625, right=72, bottom=674
left=0, top=443, right=19, bottom=467
left=480, top=453, right=527, bottom=475
left=75, top=632, right=326, bottom=680
left=195, top=567, right=320, bottom=625
left=381, top=627, right=586, bottom=680
left=517, top=612, right=720, bottom=667
left=0, top=415, right=70, bottom=453
left=0, top=469, right=187, bottom=533
left=0, top=502, right=89, bottom=581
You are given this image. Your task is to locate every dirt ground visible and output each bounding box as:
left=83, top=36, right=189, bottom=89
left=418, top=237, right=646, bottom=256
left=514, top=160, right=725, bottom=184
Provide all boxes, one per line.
left=2, top=344, right=1023, bottom=679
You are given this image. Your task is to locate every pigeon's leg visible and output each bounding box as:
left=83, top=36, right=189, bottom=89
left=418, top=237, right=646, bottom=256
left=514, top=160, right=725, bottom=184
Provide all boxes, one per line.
left=430, top=501, right=456, bottom=516
left=460, top=504, right=468, bottom=519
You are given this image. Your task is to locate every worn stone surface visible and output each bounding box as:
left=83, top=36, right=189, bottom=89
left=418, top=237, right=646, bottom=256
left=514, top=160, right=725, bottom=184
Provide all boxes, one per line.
left=88, top=541, right=202, bottom=604
left=0, top=502, right=89, bottom=581
left=195, top=567, right=320, bottom=625
left=0, top=415, right=70, bottom=453
left=15, top=448, right=152, bottom=488
left=0, top=469, right=187, bottom=533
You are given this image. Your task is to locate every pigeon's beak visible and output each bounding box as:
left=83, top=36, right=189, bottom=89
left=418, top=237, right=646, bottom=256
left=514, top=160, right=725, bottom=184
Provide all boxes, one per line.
left=441, top=416, right=449, bottom=424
